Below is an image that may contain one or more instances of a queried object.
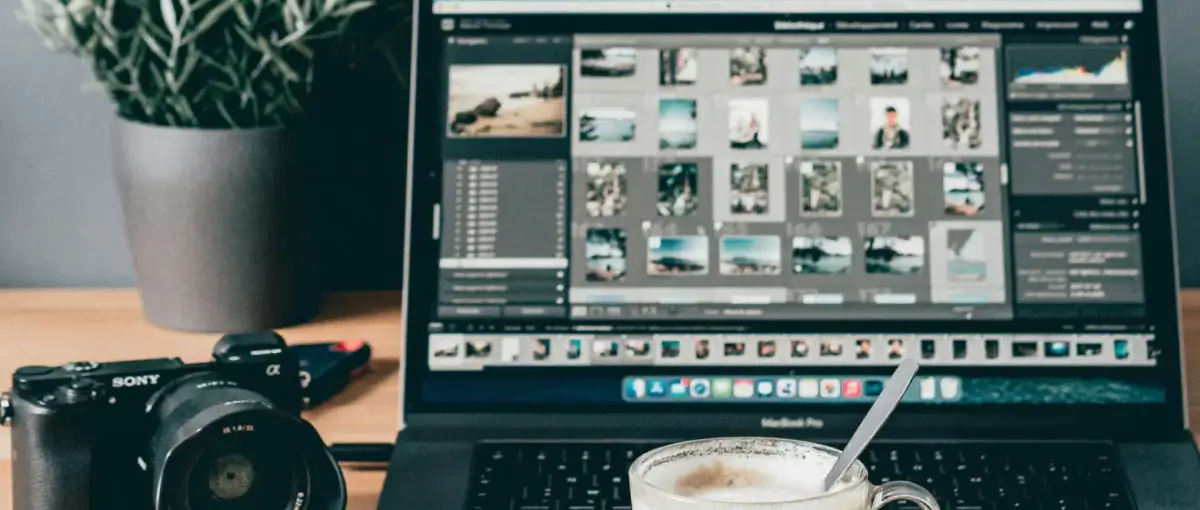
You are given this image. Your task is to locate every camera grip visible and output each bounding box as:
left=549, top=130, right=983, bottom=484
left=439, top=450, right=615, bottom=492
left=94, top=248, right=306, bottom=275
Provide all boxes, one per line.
left=11, top=394, right=98, bottom=510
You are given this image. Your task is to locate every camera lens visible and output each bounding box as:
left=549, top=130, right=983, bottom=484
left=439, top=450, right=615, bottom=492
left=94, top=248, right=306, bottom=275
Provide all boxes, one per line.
left=148, top=373, right=345, bottom=510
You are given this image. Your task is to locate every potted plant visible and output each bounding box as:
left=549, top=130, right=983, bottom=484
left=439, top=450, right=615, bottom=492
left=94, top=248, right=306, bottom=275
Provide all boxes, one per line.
left=16, top=0, right=380, bottom=332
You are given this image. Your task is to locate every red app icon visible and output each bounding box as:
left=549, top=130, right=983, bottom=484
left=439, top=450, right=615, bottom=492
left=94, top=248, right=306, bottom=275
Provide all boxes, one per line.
left=842, top=379, right=863, bottom=398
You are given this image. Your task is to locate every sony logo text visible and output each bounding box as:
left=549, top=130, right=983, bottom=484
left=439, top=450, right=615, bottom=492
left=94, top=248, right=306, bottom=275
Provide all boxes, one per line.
left=112, top=374, right=161, bottom=388
left=760, top=417, right=826, bottom=429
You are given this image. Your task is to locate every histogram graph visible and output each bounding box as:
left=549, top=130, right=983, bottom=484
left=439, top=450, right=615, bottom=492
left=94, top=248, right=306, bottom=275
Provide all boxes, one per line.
left=1014, top=48, right=1128, bottom=85
left=1007, top=45, right=1132, bottom=101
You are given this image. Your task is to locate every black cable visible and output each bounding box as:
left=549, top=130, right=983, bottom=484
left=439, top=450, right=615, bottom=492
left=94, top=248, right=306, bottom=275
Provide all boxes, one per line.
left=329, top=442, right=395, bottom=464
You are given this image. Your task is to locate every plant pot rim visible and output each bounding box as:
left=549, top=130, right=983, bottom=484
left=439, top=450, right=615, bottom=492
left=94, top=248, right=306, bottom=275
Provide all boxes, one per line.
left=115, top=115, right=290, bottom=133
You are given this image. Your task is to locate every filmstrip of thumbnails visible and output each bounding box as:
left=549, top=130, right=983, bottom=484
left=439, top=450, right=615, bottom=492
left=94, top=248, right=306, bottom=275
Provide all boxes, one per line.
left=430, top=333, right=1161, bottom=369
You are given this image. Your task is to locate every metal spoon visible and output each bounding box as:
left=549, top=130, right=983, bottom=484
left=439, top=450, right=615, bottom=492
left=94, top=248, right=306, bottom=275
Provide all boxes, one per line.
left=823, top=358, right=921, bottom=491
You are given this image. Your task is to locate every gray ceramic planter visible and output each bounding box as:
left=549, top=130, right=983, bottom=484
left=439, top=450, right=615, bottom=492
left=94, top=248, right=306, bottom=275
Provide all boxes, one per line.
left=112, top=117, right=318, bottom=333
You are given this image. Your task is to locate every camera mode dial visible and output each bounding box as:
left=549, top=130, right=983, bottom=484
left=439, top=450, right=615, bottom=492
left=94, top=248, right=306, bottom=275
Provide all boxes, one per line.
left=14, top=365, right=53, bottom=377
left=62, top=361, right=100, bottom=373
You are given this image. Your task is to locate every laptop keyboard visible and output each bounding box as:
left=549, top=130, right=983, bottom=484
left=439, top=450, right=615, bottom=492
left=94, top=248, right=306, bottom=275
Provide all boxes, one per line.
left=467, top=442, right=1132, bottom=510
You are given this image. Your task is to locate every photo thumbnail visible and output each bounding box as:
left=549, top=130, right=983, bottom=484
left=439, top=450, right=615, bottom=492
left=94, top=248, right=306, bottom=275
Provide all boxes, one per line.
left=593, top=339, right=619, bottom=358
left=945, top=227, right=988, bottom=282
left=729, top=162, right=770, bottom=215
left=626, top=339, right=651, bottom=358
left=648, top=236, right=709, bottom=276
left=870, top=98, right=911, bottom=150
left=719, top=236, right=782, bottom=275
left=943, top=97, right=983, bottom=150
left=800, top=99, right=839, bottom=150
left=730, top=47, right=768, bottom=86
left=864, top=235, right=926, bottom=274
left=659, top=98, right=698, bottom=150
left=432, top=337, right=461, bottom=358
left=871, top=160, right=915, bottom=217
left=820, top=339, right=844, bottom=357
left=657, top=162, right=700, bottom=217
left=791, top=339, right=810, bottom=358
left=447, top=65, right=566, bottom=138
left=580, top=107, right=636, bottom=143
left=856, top=338, right=872, bottom=359
left=943, top=162, right=986, bottom=216
left=729, top=98, right=769, bottom=150
left=580, top=48, right=637, bottom=77
left=660, top=48, right=698, bottom=86
left=585, top=228, right=628, bottom=282
left=466, top=340, right=492, bottom=358
left=758, top=340, right=777, bottom=358
left=799, top=161, right=843, bottom=217
left=584, top=161, right=628, bottom=217
left=870, top=47, right=909, bottom=85
left=660, top=340, right=681, bottom=358
left=533, top=338, right=551, bottom=361
left=792, top=236, right=853, bottom=275
left=941, top=47, right=981, bottom=86
left=799, top=47, right=838, bottom=86
left=502, top=338, right=520, bottom=362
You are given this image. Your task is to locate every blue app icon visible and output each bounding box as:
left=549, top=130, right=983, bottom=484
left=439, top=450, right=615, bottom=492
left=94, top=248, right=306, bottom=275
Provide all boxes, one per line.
left=864, top=379, right=884, bottom=397
left=624, top=378, right=648, bottom=399
left=647, top=379, right=668, bottom=398
left=668, top=379, right=690, bottom=397
left=690, top=378, right=711, bottom=398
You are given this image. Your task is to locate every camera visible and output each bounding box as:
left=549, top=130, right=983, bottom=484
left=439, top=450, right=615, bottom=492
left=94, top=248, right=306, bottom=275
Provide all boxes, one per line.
left=0, top=332, right=346, bottom=510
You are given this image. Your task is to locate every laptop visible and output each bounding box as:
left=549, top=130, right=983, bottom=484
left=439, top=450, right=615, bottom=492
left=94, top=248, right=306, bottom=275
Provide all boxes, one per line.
left=382, top=0, right=1200, bottom=508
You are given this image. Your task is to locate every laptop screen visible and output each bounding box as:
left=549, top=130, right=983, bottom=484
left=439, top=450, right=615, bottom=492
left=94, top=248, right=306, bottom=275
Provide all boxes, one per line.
left=404, top=0, right=1183, bottom=413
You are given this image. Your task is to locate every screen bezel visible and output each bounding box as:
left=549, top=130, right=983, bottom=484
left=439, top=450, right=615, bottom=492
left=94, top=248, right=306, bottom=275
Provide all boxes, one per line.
left=399, top=0, right=1188, bottom=436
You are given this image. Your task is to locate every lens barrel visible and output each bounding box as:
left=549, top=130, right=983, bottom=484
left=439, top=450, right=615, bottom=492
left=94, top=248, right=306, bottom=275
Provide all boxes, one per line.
left=148, top=373, right=346, bottom=510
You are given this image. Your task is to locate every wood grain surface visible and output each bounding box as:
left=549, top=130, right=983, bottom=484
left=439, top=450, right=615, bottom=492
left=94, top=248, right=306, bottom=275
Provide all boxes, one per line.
left=0, top=289, right=1197, bottom=510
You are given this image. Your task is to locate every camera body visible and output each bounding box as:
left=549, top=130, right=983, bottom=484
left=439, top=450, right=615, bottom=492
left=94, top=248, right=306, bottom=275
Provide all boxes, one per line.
left=7, top=332, right=308, bottom=510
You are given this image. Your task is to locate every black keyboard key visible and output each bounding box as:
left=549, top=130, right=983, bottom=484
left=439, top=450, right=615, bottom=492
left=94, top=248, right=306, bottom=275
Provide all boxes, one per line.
left=564, top=498, right=601, bottom=510
left=516, top=498, right=556, bottom=510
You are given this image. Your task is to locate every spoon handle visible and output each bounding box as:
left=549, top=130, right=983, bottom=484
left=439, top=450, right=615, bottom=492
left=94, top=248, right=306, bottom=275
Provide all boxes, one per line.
left=823, top=359, right=921, bottom=491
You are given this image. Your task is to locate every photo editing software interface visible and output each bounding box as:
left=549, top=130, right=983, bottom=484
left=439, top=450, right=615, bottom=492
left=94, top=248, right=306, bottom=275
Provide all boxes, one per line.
left=417, top=0, right=1170, bottom=406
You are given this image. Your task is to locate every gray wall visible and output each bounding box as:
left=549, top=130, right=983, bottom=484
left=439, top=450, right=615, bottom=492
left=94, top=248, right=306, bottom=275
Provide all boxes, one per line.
left=2, top=4, right=1199, bottom=289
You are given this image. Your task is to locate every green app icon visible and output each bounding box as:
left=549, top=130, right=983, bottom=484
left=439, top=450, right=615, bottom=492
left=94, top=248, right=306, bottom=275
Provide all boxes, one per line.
left=712, top=378, right=733, bottom=398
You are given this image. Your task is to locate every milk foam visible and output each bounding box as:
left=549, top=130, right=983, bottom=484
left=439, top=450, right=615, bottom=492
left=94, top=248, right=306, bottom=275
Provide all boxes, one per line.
left=644, top=449, right=843, bottom=504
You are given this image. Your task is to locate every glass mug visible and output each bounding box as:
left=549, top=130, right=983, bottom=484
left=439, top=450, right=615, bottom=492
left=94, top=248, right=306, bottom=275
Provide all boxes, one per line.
left=629, top=437, right=940, bottom=510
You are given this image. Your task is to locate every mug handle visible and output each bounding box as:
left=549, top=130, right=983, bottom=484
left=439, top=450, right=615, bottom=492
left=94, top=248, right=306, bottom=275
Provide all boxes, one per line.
left=870, top=481, right=941, bottom=510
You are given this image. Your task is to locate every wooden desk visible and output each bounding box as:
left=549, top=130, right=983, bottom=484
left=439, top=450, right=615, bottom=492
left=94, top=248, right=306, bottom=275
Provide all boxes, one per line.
left=0, top=290, right=1198, bottom=510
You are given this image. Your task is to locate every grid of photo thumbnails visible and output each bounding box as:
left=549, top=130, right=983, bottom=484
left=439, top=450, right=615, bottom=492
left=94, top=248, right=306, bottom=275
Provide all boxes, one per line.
left=559, top=45, right=994, bottom=282
left=428, top=333, right=1159, bottom=369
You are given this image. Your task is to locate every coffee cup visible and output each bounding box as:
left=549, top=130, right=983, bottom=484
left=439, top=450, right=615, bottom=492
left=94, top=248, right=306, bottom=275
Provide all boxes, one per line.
left=629, top=437, right=940, bottom=510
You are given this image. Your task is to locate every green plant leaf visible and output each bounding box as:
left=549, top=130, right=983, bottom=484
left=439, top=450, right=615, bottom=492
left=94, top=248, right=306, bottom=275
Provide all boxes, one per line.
left=160, top=0, right=180, bottom=39
left=332, top=0, right=372, bottom=16
left=139, top=26, right=169, bottom=61
left=255, top=36, right=300, bottom=81
left=181, top=0, right=237, bottom=45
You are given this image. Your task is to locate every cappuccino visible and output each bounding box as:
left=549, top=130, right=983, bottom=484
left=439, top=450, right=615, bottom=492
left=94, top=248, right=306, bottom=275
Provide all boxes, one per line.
left=630, top=438, right=869, bottom=510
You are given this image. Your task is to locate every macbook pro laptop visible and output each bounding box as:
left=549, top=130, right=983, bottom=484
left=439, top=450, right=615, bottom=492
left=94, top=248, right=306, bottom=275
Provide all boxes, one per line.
left=382, top=0, right=1200, bottom=508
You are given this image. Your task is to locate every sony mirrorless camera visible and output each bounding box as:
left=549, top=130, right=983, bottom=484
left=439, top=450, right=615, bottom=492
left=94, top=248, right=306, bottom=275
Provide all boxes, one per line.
left=0, top=332, right=346, bottom=510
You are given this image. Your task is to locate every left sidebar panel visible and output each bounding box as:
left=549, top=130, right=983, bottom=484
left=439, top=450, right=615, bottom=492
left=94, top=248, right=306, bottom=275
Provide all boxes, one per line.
left=437, top=34, right=574, bottom=322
